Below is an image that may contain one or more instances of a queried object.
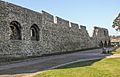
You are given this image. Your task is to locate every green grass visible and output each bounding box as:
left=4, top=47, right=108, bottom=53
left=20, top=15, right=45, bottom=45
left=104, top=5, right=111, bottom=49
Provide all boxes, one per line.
left=33, top=48, right=120, bottom=77
left=112, top=47, right=120, bottom=54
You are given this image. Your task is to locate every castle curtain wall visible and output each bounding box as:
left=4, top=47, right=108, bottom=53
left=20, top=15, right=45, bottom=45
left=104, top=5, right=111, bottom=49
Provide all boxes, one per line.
left=0, top=1, right=110, bottom=58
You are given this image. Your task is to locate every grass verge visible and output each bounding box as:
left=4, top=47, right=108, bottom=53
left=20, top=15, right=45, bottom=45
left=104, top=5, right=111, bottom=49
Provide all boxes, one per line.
left=33, top=58, right=120, bottom=77
left=33, top=47, right=120, bottom=77
left=112, top=47, right=120, bottom=54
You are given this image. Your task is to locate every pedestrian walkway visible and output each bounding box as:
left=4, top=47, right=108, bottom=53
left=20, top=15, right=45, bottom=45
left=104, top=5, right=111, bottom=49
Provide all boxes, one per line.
left=106, top=54, right=120, bottom=58
left=0, top=48, right=115, bottom=77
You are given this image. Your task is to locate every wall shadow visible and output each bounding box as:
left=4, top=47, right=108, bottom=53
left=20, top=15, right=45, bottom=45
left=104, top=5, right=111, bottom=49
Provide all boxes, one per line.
left=56, top=59, right=103, bottom=69
left=0, top=58, right=104, bottom=75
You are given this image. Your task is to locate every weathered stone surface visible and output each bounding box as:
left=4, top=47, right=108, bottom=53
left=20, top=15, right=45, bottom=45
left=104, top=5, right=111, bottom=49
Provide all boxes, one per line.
left=0, top=0, right=110, bottom=58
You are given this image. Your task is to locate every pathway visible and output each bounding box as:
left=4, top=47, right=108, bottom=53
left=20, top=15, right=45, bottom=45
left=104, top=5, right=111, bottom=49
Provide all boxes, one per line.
left=0, top=48, right=116, bottom=77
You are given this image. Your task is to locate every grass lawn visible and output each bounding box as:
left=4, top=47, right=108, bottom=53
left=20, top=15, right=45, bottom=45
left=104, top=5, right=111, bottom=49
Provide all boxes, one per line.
left=112, top=47, right=120, bottom=54
left=33, top=48, right=120, bottom=77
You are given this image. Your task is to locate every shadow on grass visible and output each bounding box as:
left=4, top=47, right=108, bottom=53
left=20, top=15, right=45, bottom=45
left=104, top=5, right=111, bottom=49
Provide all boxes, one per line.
left=56, top=59, right=103, bottom=69
left=56, top=47, right=119, bottom=70
left=110, top=47, right=120, bottom=54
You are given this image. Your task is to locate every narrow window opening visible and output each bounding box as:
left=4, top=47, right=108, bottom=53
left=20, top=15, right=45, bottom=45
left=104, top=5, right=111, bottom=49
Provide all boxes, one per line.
left=30, top=24, right=40, bottom=41
left=10, top=21, right=22, bottom=40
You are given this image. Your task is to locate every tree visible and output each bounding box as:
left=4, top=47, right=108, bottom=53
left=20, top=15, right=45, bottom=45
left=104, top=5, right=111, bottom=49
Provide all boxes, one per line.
left=112, top=13, right=120, bottom=31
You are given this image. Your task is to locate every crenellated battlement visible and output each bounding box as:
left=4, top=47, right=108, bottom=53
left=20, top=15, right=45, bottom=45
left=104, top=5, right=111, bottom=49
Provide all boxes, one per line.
left=41, top=10, right=101, bottom=35
left=41, top=11, right=88, bottom=31
left=42, top=11, right=54, bottom=23
left=71, top=22, right=79, bottom=29
left=80, top=25, right=86, bottom=30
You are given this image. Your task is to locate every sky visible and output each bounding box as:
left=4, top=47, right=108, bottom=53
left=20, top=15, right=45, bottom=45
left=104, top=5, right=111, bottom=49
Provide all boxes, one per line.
left=2, top=0, right=120, bottom=36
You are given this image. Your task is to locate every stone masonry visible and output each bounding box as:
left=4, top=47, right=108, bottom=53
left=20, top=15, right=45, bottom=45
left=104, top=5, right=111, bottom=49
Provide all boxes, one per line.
left=0, top=0, right=110, bottom=58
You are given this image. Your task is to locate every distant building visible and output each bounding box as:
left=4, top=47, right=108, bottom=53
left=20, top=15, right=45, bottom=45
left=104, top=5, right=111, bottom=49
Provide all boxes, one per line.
left=111, top=36, right=120, bottom=46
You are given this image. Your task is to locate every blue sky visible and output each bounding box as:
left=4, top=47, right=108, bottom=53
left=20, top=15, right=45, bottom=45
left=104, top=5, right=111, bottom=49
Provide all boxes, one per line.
left=3, top=0, right=120, bottom=36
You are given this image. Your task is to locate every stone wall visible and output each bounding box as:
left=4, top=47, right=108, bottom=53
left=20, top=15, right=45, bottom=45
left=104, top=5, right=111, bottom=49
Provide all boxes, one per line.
left=0, top=0, right=43, bottom=57
left=0, top=0, right=110, bottom=58
left=92, top=26, right=110, bottom=47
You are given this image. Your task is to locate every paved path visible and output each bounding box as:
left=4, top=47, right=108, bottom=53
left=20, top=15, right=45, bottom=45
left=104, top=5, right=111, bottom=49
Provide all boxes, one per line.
left=107, top=54, right=120, bottom=58
left=0, top=48, right=115, bottom=77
